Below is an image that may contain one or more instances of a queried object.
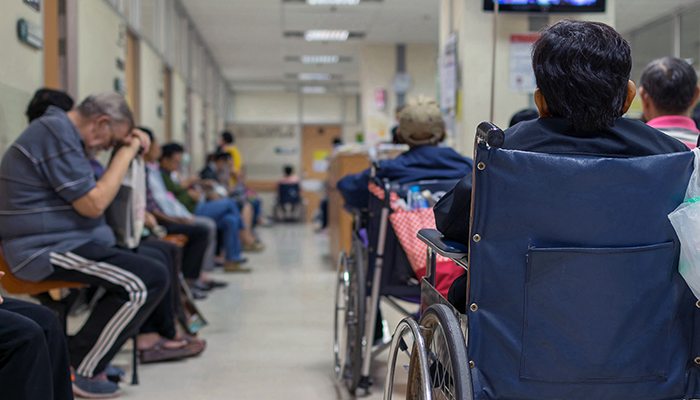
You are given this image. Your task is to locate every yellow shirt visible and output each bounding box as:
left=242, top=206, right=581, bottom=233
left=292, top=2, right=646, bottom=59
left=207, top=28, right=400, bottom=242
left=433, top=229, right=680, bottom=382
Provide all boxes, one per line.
left=225, top=146, right=242, bottom=185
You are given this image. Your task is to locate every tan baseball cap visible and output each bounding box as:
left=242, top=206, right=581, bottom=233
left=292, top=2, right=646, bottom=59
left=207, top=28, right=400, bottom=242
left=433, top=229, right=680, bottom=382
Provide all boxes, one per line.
left=398, top=95, right=445, bottom=146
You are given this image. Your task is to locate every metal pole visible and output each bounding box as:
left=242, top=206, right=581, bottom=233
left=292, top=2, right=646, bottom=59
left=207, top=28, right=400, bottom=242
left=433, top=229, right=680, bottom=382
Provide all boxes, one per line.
left=489, top=1, right=499, bottom=122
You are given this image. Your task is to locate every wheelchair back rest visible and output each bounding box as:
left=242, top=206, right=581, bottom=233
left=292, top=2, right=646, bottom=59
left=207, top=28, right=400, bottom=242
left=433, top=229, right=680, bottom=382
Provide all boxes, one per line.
left=391, top=179, right=461, bottom=199
left=466, top=144, right=699, bottom=399
left=278, top=183, right=301, bottom=204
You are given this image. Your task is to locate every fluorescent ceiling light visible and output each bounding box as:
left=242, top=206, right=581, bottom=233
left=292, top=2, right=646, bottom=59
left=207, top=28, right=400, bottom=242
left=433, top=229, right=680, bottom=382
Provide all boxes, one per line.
left=305, top=30, right=349, bottom=41
left=301, top=86, right=327, bottom=94
left=307, top=0, right=360, bottom=4
left=299, top=73, right=332, bottom=81
left=301, top=55, right=340, bottom=64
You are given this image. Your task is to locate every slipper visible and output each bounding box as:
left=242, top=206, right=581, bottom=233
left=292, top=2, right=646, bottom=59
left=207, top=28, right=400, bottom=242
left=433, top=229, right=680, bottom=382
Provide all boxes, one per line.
left=139, top=337, right=193, bottom=364
left=181, top=334, right=207, bottom=358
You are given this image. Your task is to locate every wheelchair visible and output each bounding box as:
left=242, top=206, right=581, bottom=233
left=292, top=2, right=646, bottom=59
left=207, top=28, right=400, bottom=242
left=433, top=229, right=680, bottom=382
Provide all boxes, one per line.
left=273, top=183, right=307, bottom=222
left=384, top=122, right=700, bottom=400
left=333, top=164, right=459, bottom=394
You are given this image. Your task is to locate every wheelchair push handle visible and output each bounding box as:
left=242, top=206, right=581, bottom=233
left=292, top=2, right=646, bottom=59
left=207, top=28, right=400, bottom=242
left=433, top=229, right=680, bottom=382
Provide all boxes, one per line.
left=476, top=121, right=505, bottom=149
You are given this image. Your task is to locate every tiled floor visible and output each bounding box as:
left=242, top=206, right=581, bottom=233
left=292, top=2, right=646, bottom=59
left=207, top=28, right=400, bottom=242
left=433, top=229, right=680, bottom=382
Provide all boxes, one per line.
left=107, top=224, right=414, bottom=400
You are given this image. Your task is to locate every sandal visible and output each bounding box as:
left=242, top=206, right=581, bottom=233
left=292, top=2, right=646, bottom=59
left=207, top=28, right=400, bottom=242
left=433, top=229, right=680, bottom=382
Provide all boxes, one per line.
left=181, top=334, right=207, bottom=358
left=139, top=337, right=194, bottom=364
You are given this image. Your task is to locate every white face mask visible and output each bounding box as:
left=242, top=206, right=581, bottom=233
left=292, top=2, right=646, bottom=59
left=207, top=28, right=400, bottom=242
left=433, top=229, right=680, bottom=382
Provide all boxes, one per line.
left=182, top=153, right=191, bottom=165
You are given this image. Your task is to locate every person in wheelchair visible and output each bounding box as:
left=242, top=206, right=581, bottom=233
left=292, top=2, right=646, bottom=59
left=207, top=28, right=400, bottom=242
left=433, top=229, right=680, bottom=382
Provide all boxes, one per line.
left=337, top=95, right=473, bottom=209
left=436, top=19, right=690, bottom=313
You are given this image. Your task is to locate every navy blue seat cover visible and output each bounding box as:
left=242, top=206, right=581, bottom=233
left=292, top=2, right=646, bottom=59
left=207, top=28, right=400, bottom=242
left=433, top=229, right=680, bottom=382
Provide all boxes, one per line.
left=467, top=144, right=700, bottom=400
left=278, top=183, right=301, bottom=205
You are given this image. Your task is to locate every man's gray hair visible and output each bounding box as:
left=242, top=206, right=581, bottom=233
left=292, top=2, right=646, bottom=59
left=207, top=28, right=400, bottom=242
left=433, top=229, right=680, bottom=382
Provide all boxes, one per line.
left=76, top=92, right=134, bottom=128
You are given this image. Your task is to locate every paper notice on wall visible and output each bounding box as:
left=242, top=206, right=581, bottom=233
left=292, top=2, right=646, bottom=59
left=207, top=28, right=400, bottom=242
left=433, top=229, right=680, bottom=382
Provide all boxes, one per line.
left=312, top=150, right=330, bottom=173
left=510, top=34, right=540, bottom=94
left=440, top=33, right=458, bottom=109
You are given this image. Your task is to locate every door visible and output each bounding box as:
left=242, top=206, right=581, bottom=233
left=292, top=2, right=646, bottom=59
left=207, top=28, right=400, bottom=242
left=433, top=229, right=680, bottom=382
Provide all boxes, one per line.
left=301, top=125, right=341, bottom=222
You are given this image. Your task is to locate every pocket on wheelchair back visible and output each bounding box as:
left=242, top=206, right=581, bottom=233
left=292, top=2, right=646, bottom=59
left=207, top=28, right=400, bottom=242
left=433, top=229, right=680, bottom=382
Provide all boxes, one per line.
left=520, top=242, right=675, bottom=384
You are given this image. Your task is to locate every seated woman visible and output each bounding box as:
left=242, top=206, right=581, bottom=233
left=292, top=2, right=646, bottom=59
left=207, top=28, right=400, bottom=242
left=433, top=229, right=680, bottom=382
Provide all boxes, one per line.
left=436, top=20, right=690, bottom=313
left=159, top=144, right=258, bottom=272
left=337, top=95, right=473, bottom=209
left=88, top=154, right=205, bottom=364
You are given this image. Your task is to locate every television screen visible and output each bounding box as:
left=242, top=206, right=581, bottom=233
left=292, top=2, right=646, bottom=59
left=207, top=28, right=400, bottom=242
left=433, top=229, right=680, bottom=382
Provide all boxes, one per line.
left=484, top=0, right=606, bottom=13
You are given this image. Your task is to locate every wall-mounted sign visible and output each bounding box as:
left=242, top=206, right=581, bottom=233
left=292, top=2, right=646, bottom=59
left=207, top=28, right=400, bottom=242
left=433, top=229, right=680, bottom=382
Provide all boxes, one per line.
left=24, top=0, right=40, bottom=11
left=440, top=33, right=458, bottom=109
left=16, top=19, right=43, bottom=49
left=510, top=34, right=540, bottom=94
left=375, top=88, right=386, bottom=111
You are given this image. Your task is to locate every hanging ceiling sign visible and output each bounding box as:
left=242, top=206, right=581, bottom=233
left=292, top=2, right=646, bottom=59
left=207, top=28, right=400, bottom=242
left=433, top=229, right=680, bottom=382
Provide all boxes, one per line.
left=16, top=18, right=43, bottom=49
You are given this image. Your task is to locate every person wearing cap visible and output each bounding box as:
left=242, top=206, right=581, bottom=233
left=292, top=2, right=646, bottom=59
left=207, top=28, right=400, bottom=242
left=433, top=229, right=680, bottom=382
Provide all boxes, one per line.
left=337, top=95, right=473, bottom=209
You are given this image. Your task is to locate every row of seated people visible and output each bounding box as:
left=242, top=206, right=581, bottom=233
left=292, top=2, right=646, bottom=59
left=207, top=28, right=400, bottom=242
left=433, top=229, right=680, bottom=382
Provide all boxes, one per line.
left=338, top=20, right=700, bottom=319
left=0, top=90, right=265, bottom=399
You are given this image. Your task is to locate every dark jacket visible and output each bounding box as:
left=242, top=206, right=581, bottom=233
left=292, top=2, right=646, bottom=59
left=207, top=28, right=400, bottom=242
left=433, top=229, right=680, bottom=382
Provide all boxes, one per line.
left=337, top=145, right=474, bottom=209
left=435, top=117, right=690, bottom=246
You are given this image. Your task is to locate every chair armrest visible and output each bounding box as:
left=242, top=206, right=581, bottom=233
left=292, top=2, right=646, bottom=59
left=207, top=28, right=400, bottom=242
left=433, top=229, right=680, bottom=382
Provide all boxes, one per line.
left=417, top=229, right=469, bottom=260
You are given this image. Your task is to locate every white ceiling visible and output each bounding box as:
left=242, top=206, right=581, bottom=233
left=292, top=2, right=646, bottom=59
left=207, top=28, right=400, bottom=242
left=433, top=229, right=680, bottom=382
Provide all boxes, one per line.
left=616, top=0, right=700, bottom=34
left=179, top=0, right=700, bottom=93
left=179, top=0, right=440, bottom=92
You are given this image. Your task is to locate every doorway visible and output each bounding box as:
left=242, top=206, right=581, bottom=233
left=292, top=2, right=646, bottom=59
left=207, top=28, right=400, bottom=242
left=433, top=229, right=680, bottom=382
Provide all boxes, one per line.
left=301, top=125, right=341, bottom=222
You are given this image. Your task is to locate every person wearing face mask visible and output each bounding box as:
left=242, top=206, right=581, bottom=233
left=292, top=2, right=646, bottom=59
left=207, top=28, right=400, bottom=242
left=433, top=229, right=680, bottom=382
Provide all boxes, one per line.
left=0, top=92, right=169, bottom=398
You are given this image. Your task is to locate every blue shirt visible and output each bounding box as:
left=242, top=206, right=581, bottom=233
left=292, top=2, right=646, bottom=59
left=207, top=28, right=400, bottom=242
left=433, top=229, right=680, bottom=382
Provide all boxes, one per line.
left=337, top=145, right=473, bottom=209
left=0, top=106, right=116, bottom=281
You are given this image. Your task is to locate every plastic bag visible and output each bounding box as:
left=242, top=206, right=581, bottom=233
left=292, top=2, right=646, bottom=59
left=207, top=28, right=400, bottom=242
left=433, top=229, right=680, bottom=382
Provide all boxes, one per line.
left=669, top=148, right=700, bottom=300
left=105, top=157, right=147, bottom=249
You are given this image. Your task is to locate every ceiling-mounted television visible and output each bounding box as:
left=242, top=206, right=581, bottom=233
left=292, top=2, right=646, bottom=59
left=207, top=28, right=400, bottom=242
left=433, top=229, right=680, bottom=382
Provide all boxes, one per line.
left=484, top=0, right=606, bottom=13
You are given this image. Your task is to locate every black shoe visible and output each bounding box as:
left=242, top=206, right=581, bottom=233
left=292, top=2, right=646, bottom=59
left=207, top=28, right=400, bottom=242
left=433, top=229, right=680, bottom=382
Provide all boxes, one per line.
left=189, top=287, right=208, bottom=300
left=206, top=279, right=228, bottom=289
left=190, top=280, right=213, bottom=292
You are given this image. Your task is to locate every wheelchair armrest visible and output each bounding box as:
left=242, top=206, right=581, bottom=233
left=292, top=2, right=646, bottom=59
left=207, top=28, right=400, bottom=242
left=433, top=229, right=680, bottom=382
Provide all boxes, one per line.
left=417, top=229, right=469, bottom=260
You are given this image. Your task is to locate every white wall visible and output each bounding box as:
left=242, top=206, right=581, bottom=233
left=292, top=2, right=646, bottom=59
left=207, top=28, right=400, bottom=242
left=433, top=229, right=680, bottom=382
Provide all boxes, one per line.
left=171, top=71, right=188, bottom=144
left=231, top=91, right=299, bottom=124
left=0, top=1, right=43, bottom=154
left=359, top=43, right=439, bottom=145
left=442, top=0, right=616, bottom=156
left=77, top=0, right=126, bottom=101
left=188, top=92, right=205, bottom=173
left=229, top=90, right=360, bottom=183
left=139, top=43, right=165, bottom=141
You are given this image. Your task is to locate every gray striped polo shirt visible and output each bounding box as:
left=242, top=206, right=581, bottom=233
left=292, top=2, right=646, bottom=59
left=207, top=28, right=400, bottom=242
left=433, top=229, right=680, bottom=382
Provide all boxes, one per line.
left=0, top=106, right=115, bottom=281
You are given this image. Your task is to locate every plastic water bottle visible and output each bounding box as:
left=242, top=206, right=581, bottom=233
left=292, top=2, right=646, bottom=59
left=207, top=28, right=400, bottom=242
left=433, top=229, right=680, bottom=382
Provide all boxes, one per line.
left=409, top=186, right=429, bottom=210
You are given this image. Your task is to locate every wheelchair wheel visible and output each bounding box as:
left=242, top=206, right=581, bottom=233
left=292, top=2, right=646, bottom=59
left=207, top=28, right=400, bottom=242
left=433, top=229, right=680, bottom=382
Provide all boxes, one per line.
left=383, top=318, right=432, bottom=400
left=333, top=251, right=349, bottom=381
left=411, top=304, right=471, bottom=400
left=334, top=238, right=366, bottom=393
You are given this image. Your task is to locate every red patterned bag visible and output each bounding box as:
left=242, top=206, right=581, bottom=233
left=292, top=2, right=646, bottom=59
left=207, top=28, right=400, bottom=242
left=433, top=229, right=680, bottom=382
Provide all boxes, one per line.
left=368, top=183, right=464, bottom=297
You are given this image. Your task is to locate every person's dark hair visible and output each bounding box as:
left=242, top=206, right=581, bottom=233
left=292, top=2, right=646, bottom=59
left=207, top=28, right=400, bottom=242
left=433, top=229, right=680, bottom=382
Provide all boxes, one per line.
left=509, top=109, right=539, bottom=127
left=221, top=131, right=234, bottom=144
left=532, top=20, right=632, bottom=131
left=640, top=57, right=698, bottom=115
left=137, top=126, right=154, bottom=141
left=284, top=165, right=294, bottom=176
left=161, top=143, right=184, bottom=159
left=215, top=152, right=232, bottom=162
left=26, top=88, right=74, bottom=122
